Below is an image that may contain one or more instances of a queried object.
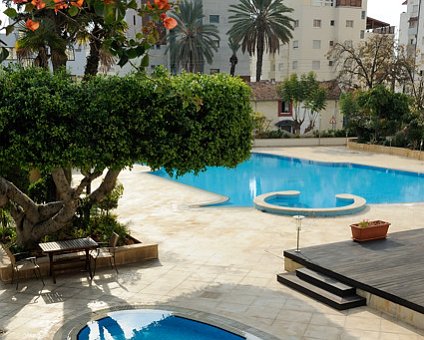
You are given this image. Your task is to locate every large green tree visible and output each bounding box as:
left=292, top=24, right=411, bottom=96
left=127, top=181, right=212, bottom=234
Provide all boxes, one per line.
left=167, top=0, right=220, bottom=73
left=0, top=67, right=253, bottom=248
left=278, top=72, right=327, bottom=135
left=227, top=0, right=293, bottom=82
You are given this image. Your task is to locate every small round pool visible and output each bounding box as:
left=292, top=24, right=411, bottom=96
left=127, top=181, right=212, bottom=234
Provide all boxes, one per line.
left=77, top=309, right=248, bottom=340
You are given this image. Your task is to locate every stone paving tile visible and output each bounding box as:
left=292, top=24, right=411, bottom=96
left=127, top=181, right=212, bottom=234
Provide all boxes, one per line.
left=345, top=315, right=382, bottom=332
left=303, top=324, right=344, bottom=339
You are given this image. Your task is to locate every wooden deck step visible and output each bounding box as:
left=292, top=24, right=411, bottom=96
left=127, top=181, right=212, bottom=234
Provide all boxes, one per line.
left=277, top=272, right=366, bottom=310
left=296, top=268, right=356, bottom=297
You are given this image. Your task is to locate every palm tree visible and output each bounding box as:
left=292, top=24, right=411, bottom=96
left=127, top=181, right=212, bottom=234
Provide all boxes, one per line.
left=168, top=0, right=220, bottom=73
left=228, top=0, right=294, bottom=81
left=228, top=37, right=240, bottom=76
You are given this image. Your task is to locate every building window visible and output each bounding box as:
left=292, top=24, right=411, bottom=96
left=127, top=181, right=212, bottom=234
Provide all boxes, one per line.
left=360, top=30, right=365, bottom=39
left=313, top=40, right=321, bottom=49
left=209, top=15, right=220, bottom=23
left=293, top=40, right=299, bottom=48
left=133, top=15, right=136, bottom=26
left=210, top=69, right=220, bottom=74
left=361, top=11, right=366, bottom=19
left=413, top=5, right=419, bottom=13
left=312, top=60, right=320, bottom=70
left=313, top=19, right=322, bottom=28
left=328, top=60, right=334, bottom=66
left=329, top=40, right=334, bottom=47
left=346, top=20, right=354, bottom=28
left=330, top=20, right=335, bottom=26
left=278, top=63, right=284, bottom=71
left=294, top=20, right=299, bottom=27
left=278, top=100, right=292, bottom=117
left=292, top=61, right=298, bottom=69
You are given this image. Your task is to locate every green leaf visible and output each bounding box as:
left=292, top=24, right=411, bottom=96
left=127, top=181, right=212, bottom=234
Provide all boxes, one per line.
left=104, top=4, right=116, bottom=25
left=24, top=3, right=35, bottom=11
left=127, top=0, right=137, bottom=9
left=3, top=8, right=18, bottom=19
left=5, top=25, right=14, bottom=36
left=68, top=5, right=79, bottom=16
left=140, top=54, right=149, bottom=67
left=93, top=1, right=104, bottom=16
left=0, top=47, right=9, bottom=63
left=117, top=54, right=128, bottom=67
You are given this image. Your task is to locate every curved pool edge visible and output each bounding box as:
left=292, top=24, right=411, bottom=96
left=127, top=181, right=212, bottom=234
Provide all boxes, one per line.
left=254, top=191, right=367, bottom=217
left=54, top=304, right=279, bottom=340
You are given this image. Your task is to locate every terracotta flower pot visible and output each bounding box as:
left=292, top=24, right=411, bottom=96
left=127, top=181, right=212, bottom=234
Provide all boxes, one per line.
left=350, top=220, right=390, bottom=242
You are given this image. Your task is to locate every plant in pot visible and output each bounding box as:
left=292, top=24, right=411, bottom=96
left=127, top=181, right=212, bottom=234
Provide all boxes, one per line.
left=350, top=219, right=390, bottom=242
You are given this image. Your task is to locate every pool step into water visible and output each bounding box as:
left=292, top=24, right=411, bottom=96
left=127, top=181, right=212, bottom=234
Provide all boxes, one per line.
left=277, top=268, right=366, bottom=310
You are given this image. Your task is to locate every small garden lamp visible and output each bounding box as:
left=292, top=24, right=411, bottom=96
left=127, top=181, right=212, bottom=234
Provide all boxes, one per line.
left=293, top=215, right=305, bottom=252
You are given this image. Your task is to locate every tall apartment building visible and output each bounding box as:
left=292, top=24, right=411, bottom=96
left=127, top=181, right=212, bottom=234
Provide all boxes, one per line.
left=399, top=0, right=424, bottom=74
left=260, top=0, right=368, bottom=82
left=140, top=0, right=251, bottom=78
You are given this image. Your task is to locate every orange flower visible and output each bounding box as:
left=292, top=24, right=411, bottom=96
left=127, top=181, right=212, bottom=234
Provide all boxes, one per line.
left=146, top=0, right=153, bottom=10
left=162, top=16, right=177, bottom=30
left=54, top=0, right=68, bottom=12
left=25, top=19, right=40, bottom=31
left=154, top=0, right=170, bottom=10
left=31, top=0, right=46, bottom=9
left=70, top=0, right=83, bottom=8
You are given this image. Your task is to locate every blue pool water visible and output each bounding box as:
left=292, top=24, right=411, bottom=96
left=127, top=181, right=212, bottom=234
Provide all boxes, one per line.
left=78, top=309, right=245, bottom=340
left=152, top=153, right=424, bottom=208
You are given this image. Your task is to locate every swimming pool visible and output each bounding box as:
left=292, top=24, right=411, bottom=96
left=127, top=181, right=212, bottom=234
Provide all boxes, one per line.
left=77, top=309, right=247, bottom=340
left=152, top=153, right=424, bottom=208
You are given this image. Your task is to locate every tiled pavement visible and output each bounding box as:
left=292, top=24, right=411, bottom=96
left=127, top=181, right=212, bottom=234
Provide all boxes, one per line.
left=1, top=146, right=424, bottom=339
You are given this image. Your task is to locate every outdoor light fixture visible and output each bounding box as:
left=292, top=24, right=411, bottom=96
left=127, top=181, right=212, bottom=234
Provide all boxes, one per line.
left=293, top=215, right=305, bottom=252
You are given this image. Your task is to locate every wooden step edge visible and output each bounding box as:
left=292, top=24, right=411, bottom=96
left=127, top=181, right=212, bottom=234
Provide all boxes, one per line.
left=296, top=267, right=356, bottom=297
left=277, top=273, right=366, bottom=310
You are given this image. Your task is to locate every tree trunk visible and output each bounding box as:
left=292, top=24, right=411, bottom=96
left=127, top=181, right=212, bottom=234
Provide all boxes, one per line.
left=256, top=33, right=264, bottom=82
left=34, top=46, right=49, bottom=69
left=83, top=23, right=103, bottom=80
left=0, top=168, right=120, bottom=249
left=230, top=54, right=238, bottom=76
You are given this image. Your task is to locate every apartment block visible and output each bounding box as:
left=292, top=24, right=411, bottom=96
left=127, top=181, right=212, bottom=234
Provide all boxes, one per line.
left=260, top=0, right=368, bottom=82
left=399, top=0, right=424, bottom=74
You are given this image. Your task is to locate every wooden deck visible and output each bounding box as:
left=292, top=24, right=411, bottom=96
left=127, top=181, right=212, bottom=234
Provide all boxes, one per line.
left=284, top=228, right=424, bottom=314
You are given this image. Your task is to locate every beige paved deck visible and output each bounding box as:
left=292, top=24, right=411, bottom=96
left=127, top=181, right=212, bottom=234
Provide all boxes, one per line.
left=1, top=146, right=424, bottom=339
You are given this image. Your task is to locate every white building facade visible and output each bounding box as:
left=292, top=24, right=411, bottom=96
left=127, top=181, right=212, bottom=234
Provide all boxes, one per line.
left=399, top=0, right=424, bottom=74
left=259, top=0, right=368, bottom=82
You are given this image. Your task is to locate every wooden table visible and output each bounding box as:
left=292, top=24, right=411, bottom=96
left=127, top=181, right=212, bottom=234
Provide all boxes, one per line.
left=39, top=237, right=98, bottom=283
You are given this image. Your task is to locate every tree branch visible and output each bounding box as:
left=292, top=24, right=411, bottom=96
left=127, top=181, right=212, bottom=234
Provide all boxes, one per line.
left=89, top=169, right=121, bottom=204
left=0, top=176, right=39, bottom=222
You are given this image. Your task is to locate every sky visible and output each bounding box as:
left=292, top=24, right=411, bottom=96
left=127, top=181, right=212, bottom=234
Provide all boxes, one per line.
left=367, top=0, right=406, bottom=28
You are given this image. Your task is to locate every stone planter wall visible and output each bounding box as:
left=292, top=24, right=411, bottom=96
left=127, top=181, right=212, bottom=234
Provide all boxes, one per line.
left=347, top=140, right=424, bottom=161
left=0, top=239, right=158, bottom=283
